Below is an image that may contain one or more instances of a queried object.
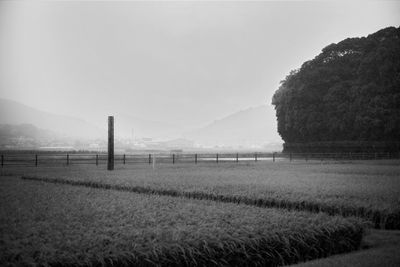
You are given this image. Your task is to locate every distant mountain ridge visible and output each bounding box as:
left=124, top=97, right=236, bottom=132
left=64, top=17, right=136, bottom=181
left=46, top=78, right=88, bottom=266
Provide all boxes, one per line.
left=0, top=98, right=283, bottom=150
left=0, top=98, right=184, bottom=141
left=0, top=123, right=54, bottom=139
left=185, top=105, right=282, bottom=148
left=0, top=98, right=104, bottom=139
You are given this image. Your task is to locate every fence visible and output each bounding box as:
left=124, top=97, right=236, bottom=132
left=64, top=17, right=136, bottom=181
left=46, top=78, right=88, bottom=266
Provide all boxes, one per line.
left=0, top=151, right=399, bottom=167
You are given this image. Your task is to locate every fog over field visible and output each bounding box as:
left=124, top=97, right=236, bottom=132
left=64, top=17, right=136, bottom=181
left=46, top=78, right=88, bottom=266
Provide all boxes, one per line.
left=0, top=1, right=399, bottom=149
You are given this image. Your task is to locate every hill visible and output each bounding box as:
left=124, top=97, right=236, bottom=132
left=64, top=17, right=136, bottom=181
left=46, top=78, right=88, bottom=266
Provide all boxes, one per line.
left=0, top=98, right=104, bottom=139
left=272, top=26, right=400, bottom=152
left=0, top=98, right=184, bottom=142
left=185, top=105, right=282, bottom=149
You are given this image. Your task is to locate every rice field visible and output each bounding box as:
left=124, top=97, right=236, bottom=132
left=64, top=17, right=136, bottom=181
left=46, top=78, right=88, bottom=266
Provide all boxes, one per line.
left=8, top=160, right=400, bottom=229
left=0, top=177, right=364, bottom=266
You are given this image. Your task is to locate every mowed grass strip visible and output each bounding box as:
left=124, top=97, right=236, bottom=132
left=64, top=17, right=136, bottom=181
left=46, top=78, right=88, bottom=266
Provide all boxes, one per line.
left=1, top=177, right=364, bottom=266
left=17, top=161, right=400, bottom=229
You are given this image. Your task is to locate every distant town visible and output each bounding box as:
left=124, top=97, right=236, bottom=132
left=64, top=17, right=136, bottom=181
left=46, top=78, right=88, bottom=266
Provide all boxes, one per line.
left=0, top=133, right=282, bottom=153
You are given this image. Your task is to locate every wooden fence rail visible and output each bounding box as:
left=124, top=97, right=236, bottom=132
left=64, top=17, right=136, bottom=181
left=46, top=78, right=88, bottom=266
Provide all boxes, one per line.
left=0, top=152, right=399, bottom=167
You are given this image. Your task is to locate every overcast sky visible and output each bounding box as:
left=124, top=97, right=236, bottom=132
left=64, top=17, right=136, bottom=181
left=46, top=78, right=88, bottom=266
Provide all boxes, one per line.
left=1, top=0, right=399, bottom=129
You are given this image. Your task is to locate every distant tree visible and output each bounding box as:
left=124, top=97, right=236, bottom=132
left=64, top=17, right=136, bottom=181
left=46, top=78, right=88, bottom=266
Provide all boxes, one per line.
left=272, top=27, right=400, bottom=151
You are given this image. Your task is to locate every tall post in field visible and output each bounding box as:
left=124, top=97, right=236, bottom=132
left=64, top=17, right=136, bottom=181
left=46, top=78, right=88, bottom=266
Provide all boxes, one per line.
left=107, top=116, right=114, bottom=171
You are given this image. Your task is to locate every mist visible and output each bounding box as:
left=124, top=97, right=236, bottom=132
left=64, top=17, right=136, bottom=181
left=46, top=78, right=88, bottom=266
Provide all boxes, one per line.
left=1, top=1, right=399, bottom=150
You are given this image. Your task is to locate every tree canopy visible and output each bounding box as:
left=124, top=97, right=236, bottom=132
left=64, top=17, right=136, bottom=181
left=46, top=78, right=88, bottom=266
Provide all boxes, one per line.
left=272, top=27, right=400, bottom=152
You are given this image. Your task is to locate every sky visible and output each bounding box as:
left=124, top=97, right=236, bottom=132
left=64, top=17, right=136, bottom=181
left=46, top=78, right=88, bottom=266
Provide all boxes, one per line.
left=1, top=0, right=399, bottom=130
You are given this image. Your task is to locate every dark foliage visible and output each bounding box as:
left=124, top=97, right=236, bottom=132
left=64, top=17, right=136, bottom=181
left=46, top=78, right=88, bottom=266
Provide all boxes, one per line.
left=272, top=27, right=400, bottom=152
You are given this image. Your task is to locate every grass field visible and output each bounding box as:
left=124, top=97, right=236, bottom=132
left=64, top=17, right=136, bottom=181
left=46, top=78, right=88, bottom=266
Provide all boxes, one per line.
left=1, top=159, right=399, bottom=265
left=7, top=160, right=400, bottom=229
left=0, top=176, right=364, bottom=266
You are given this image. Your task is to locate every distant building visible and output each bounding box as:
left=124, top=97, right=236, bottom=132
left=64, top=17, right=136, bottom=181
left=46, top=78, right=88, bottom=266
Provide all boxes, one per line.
left=170, top=149, right=183, bottom=154
left=164, top=138, right=194, bottom=149
left=38, top=146, right=75, bottom=151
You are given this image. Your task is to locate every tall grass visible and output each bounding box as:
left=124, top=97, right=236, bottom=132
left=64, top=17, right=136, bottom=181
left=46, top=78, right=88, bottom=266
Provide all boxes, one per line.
left=17, top=160, right=400, bottom=229
left=0, top=177, right=364, bottom=266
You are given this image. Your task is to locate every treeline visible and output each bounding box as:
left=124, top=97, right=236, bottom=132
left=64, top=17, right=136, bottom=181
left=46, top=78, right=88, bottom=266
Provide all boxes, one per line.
left=272, top=27, right=400, bottom=152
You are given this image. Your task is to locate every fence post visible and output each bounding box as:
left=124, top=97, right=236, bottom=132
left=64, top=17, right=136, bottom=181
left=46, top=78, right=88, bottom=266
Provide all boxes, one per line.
left=123, top=154, right=126, bottom=165
left=35, top=154, right=38, bottom=167
left=255, top=153, right=257, bottom=162
left=216, top=153, right=219, bottom=163
left=107, top=116, right=114, bottom=171
left=305, top=153, right=308, bottom=162
left=96, top=154, right=98, bottom=166
left=290, top=153, right=292, bottom=162
left=236, top=153, right=239, bottom=163
left=149, top=154, right=151, bottom=164
left=273, top=152, right=275, bottom=162
left=1, top=155, right=3, bottom=167
left=195, top=154, right=197, bottom=164
left=172, top=154, right=175, bottom=164
left=67, top=154, right=69, bottom=166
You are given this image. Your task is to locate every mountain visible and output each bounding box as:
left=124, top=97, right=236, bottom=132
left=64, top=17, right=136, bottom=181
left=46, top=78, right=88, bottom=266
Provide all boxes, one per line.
left=0, top=98, right=104, bottom=139
left=0, top=98, right=182, bottom=141
left=0, top=98, right=283, bottom=150
left=0, top=123, right=64, bottom=149
left=0, top=123, right=53, bottom=139
left=184, top=105, right=282, bottom=149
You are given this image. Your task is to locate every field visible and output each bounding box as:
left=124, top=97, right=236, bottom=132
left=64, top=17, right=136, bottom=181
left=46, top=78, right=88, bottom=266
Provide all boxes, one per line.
left=7, top=160, right=400, bottom=229
left=1, top=159, right=399, bottom=266
left=1, top=176, right=363, bottom=266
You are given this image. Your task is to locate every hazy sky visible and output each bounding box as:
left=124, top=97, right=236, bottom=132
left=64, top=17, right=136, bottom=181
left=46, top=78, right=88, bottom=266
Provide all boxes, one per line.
left=1, top=0, right=399, bottom=129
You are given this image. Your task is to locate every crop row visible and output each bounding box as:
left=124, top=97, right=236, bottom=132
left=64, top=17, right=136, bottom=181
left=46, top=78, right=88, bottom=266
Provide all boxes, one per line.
left=21, top=174, right=400, bottom=230
left=6, top=161, right=400, bottom=229
left=1, top=177, right=364, bottom=266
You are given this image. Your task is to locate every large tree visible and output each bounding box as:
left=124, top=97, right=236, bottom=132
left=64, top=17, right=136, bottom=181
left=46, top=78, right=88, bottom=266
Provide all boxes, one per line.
left=272, top=27, right=400, bottom=152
